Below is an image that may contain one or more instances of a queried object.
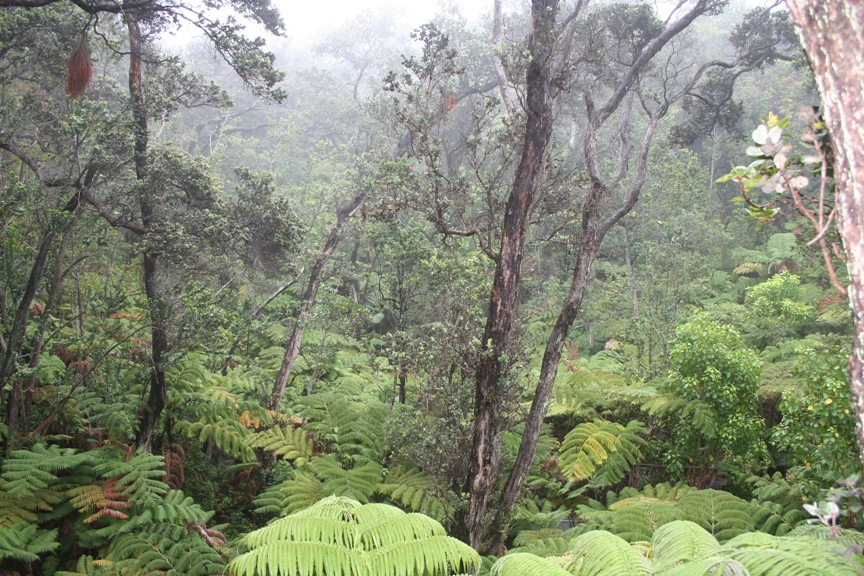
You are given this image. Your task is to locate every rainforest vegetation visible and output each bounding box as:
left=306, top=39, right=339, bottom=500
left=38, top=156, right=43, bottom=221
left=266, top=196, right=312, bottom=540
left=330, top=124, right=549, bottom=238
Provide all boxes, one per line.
left=1, top=0, right=863, bottom=574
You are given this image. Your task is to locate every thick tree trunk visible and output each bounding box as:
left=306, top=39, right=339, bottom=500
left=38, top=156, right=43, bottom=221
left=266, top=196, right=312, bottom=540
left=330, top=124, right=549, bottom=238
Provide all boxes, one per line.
left=463, top=0, right=559, bottom=551
left=268, top=192, right=366, bottom=410
left=785, top=0, right=864, bottom=472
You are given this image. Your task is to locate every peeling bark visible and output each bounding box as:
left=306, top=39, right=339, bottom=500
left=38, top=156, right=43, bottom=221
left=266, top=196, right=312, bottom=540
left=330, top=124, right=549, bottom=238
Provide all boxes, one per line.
left=786, top=0, right=864, bottom=472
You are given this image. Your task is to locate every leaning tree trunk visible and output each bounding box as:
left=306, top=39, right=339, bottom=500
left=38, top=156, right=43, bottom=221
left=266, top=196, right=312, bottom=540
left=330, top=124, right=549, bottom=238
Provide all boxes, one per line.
left=785, top=0, right=864, bottom=472
left=462, top=0, right=559, bottom=551
left=268, top=192, right=366, bottom=410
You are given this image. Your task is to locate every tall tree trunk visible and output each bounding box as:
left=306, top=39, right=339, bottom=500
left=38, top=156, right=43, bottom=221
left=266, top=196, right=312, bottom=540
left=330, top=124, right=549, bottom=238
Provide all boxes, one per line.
left=268, top=192, right=366, bottom=410
left=785, top=0, right=864, bottom=472
left=23, top=228, right=74, bottom=433
left=125, top=13, right=166, bottom=454
left=463, top=0, right=559, bottom=550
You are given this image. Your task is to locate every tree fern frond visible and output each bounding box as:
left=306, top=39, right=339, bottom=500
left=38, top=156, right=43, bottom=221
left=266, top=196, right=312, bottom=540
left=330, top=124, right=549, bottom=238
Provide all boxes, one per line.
left=677, top=489, right=754, bottom=541
left=571, top=530, right=651, bottom=576
left=722, top=532, right=858, bottom=575
left=177, top=419, right=256, bottom=462
left=1, top=444, right=86, bottom=497
left=490, top=553, right=573, bottom=576
left=0, top=522, right=59, bottom=562
left=93, top=449, right=168, bottom=507
left=651, top=520, right=720, bottom=570
left=233, top=497, right=479, bottom=576
left=310, top=455, right=383, bottom=503
left=246, top=425, right=313, bottom=465
left=376, top=465, right=445, bottom=520
left=559, top=419, right=646, bottom=485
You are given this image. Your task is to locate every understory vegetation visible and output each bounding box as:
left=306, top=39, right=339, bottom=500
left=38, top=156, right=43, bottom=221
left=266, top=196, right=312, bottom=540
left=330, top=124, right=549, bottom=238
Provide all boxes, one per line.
left=1, top=0, right=861, bottom=575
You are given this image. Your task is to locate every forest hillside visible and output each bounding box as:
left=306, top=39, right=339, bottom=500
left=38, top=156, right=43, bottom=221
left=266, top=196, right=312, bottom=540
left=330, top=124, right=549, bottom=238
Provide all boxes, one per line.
left=1, top=0, right=863, bottom=574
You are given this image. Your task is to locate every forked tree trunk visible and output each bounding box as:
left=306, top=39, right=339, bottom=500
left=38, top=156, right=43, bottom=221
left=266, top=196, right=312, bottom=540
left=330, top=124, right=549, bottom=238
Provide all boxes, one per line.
left=785, top=0, right=864, bottom=472
left=463, top=0, right=559, bottom=550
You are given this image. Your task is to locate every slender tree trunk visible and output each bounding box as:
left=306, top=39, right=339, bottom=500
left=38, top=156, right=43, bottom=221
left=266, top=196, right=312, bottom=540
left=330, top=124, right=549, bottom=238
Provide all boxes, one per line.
left=785, top=0, right=864, bottom=472
left=125, top=13, right=166, bottom=454
left=268, top=192, right=365, bottom=410
left=463, top=0, right=559, bottom=550
left=623, top=227, right=639, bottom=318
left=23, top=228, right=74, bottom=433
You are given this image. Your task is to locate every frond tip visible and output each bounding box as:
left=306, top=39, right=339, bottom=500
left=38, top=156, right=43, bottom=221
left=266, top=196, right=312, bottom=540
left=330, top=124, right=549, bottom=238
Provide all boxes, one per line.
left=231, top=496, right=479, bottom=576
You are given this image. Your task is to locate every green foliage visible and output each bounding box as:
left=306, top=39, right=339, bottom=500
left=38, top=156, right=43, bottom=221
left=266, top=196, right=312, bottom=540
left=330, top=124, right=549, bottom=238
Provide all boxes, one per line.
left=558, top=419, right=646, bottom=487
left=773, top=344, right=858, bottom=476
left=662, top=316, right=765, bottom=476
left=572, top=530, right=652, bottom=575
left=232, top=496, right=479, bottom=576
left=500, top=520, right=862, bottom=576
left=246, top=424, right=314, bottom=465
left=490, top=552, right=572, bottom=576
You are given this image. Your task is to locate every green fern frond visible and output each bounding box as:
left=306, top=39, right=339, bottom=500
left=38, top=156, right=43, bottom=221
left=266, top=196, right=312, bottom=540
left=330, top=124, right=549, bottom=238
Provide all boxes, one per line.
left=1, top=444, right=86, bottom=497
left=233, top=496, right=478, bottom=576
left=107, top=526, right=226, bottom=576
left=559, top=419, right=646, bottom=485
left=176, top=419, right=256, bottom=462
left=571, top=530, right=651, bottom=576
left=92, top=449, right=168, bottom=506
left=311, top=455, right=383, bottom=503
left=0, top=521, right=59, bottom=562
left=607, top=501, right=682, bottom=542
left=246, top=425, right=313, bottom=465
left=722, top=531, right=859, bottom=575
left=651, top=520, right=720, bottom=570
left=376, top=464, right=445, bottom=520
left=490, top=553, right=572, bottom=576
left=55, top=554, right=99, bottom=576
left=642, top=396, right=717, bottom=437
left=125, top=489, right=212, bottom=529
left=677, top=489, right=754, bottom=542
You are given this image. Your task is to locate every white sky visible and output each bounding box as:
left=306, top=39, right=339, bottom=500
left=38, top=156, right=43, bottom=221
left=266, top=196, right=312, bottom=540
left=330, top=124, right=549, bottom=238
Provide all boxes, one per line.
left=271, top=0, right=499, bottom=43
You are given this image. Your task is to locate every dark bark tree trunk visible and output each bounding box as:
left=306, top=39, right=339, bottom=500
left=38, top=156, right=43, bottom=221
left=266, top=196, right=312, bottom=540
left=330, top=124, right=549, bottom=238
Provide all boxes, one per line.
left=267, top=192, right=366, bottom=410
left=482, top=0, right=727, bottom=548
left=125, top=13, right=167, bottom=454
left=785, top=0, right=864, bottom=472
left=23, top=227, right=74, bottom=433
left=462, top=0, right=559, bottom=550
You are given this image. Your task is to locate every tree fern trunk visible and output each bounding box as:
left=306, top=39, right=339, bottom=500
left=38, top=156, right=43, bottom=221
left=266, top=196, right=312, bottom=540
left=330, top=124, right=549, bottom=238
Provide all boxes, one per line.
left=785, top=0, right=864, bottom=474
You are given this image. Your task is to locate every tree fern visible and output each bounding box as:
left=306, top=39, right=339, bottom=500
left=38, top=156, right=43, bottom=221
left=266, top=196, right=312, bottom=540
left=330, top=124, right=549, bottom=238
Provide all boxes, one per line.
left=310, top=455, right=382, bottom=503
left=232, top=496, right=479, bottom=576
left=652, top=520, right=721, bottom=570
left=558, top=419, right=646, bottom=486
left=376, top=464, right=446, bottom=520
left=0, top=521, right=59, bottom=562
left=571, top=530, right=651, bottom=576
left=747, top=473, right=810, bottom=536
left=106, top=525, right=226, bottom=576
left=677, top=489, right=754, bottom=541
left=722, top=531, right=859, bottom=575
left=490, top=553, right=572, bottom=576
left=176, top=419, right=256, bottom=462
left=245, top=424, right=314, bottom=466
left=254, top=471, right=327, bottom=516
left=295, top=382, right=386, bottom=462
